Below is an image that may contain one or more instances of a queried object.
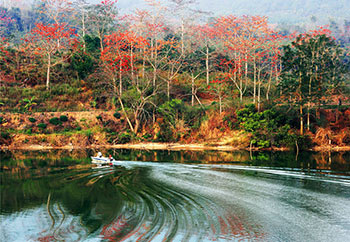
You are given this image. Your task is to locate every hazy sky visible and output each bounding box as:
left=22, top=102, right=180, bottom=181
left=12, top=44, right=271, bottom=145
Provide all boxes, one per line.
left=106, top=0, right=350, bottom=24
left=2, top=0, right=349, bottom=24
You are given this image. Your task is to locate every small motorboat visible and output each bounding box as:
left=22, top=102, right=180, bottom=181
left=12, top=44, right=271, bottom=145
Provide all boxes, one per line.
left=91, top=152, right=115, bottom=166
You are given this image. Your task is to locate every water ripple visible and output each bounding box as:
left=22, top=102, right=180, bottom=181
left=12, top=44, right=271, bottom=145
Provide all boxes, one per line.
left=1, top=162, right=350, bottom=241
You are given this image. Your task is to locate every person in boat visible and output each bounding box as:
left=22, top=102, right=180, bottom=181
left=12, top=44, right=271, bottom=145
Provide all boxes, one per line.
left=97, top=152, right=102, bottom=158
left=109, top=154, right=113, bottom=161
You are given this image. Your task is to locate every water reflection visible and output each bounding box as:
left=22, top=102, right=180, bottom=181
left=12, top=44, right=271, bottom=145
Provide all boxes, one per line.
left=1, top=149, right=350, bottom=172
left=1, top=149, right=350, bottom=241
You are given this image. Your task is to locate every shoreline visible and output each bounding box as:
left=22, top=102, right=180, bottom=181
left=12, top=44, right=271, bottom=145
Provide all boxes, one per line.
left=1, top=142, right=350, bottom=152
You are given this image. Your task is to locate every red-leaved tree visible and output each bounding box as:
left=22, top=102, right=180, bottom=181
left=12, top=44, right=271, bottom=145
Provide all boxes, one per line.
left=23, top=23, right=77, bottom=89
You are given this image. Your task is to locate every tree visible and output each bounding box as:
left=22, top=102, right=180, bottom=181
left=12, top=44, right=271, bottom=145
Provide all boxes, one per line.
left=208, top=74, right=229, bottom=114
left=101, top=30, right=155, bottom=134
left=192, top=23, right=216, bottom=85
left=24, top=22, right=77, bottom=89
left=280, top=28, right=345, bottom=135
left=88, top=0, right=118, bottom=52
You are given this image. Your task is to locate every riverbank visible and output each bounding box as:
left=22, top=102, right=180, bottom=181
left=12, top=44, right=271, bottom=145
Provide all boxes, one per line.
left=1, top=110, right=350, bottom=153
left=2, top=142, right=350, bottom=152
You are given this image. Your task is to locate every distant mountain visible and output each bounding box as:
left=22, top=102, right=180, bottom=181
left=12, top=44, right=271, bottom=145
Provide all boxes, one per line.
left=116, top=0, right=350, bottom=24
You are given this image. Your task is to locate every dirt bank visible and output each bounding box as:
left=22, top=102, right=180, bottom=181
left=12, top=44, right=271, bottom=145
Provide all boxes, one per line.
left=2, top=142, right=350, bottom=152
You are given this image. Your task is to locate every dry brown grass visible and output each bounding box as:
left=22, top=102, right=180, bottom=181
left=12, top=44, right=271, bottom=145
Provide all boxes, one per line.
left=315, top=128, right=333, bottom=145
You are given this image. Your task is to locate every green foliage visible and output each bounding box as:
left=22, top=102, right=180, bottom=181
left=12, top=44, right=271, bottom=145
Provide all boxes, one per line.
left=20, top=96, right=37, bottom=111
left=96, top=115, right=102, bottom=121
left=158, top=99, right=184, bottom=127
left=236, top=104, right=295, bottom=148
left=158, top=99, right=205, bottom=130
left=223, top=113, right=237, bottom=130
left=0, top=131, right=11, bottom=145
left=156, top=123, right=174, bottom=142
left=0, top=116, right=6, bottom=124
left=118, top=132, right=132, bottom=144
left=113, top=111, right=121, bottom=119
left=25, top=128, right=32, bottom=135
left=50, top=84, right=80, bottom=96
left=70, top=51, right=95, bottom=80
left=1, top=131, right=10, bottom=140
left=280, top=34, right=346, bottom=106
left=49, top=117, right=62, bottom=126
left=37, top=123, right=47, bottom=129
left=59, top=115, right=68, bottom=122
left=28, top=117, right=37, bottom=123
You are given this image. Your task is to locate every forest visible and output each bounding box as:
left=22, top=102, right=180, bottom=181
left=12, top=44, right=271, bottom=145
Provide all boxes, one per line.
left=0, top=0, right=350, bottom=150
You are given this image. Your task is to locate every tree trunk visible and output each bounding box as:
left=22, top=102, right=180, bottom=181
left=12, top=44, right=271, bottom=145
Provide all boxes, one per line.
left=46, top=53, right=51, bottom=90
left=206, top=44, right=209, bottom=85
left=239, top=55, right=242, bottom=102
left=257, top=69, right=261, bottom=112
left=253, top=58, right=256, bottom=103
left=307, top=77, right=312, bottom=131
left=142, top=47, right=145, bottom=79
left=299, top=71, right=304, bottom=135
left=82, top=12, right=86, bottom=50
left=300, top=104, right=304, bottom=135
left=118, top=96, right=134, bottom=133
left=130, top=43, right=134, bottom=84
left=167, top=81, right=170, bottom=99
left=99, top=32, right=104, bottom=52
left=191, top=76, right=194, bottom=106
left=119, top=59, right=123, bottom=96
left=266, top=65, right=273, bottom=100
left=181, top=19, right=184, bottom=55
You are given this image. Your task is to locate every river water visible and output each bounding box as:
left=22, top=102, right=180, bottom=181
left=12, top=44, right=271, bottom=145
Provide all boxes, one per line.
left=1, top=149, right=350, bottom=241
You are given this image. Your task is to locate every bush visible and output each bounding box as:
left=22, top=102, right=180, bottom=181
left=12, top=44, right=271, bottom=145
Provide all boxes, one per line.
left=28, top=117, right=37, bottom=123
left=113, top=111, right=121, bottom=119
left=156, top=123, right=174, bottom=142
left=49, top=117, right=62, bottom=125
left=118, top=132, right=131, bottom=144
left=236, top=104, right=292, bottom=148
left=59, top=115, right=68, bottom=122
left=96, top=115, right=102, bottom=121
left=37, top=123, right=47, bottom=129
left=25, top=128, right=32, bottom=135
left=0, top=131, right=11, bottom=145
left=1, top=131, right=10, bottom=140
left=0, top=116, right=6, bottom=124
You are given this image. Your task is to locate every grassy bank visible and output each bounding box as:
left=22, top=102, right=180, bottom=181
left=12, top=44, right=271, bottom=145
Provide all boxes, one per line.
left=1, top=108, right=350, bottom=152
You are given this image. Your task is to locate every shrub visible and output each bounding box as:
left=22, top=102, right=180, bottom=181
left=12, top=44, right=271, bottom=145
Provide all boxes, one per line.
left=28, top=117, right=37, bottom=123
left=118, top=132, right=131, bottom=144
left=236, top=104, right=292, bottom=148
left=75, top=126, right=82, bottom=131
left=49, top=117, right=62, bottom=125
left=113, top=111, right=121, bottom=119
left=37, top=123, right=47, bottom=129
left=0, top=131, right=11, bottom=145
left=1, top=131, right=10, bottom=140
left=96, top=115, right=102, bottom=121
left=25, top=128, right=32, bottom=134
left=0, top=116, right=5, bottom=124
left=59, top=115, right=68, bottom=122
left=156, top=123, right=174, bottom=142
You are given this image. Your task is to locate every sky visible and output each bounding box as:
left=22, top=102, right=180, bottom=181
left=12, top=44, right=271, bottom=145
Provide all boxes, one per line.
left=100, top=0, right=350, bottom=24
left=2, top=0, right=349, bottom=24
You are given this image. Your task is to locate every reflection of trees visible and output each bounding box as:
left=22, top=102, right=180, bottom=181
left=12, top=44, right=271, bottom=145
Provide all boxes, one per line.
left=1, top=168, right=124, bottom=234
left=313, top=152, right=350, bottom=171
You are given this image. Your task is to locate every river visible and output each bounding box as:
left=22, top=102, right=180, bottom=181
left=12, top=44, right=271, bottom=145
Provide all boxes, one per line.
left=1, top=149, right=350, bottom=241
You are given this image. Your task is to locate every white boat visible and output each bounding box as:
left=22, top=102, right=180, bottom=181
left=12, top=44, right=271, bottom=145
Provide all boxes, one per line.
left=91, top=156, right=114, bottom=165
left=91, top=152, right=115, bottom=165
